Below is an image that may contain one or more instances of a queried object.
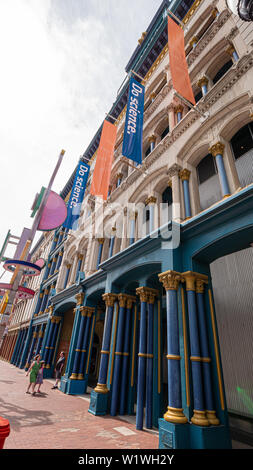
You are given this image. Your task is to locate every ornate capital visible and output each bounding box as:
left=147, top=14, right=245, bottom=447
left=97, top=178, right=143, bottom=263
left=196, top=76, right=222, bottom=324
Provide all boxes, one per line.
left=168, top=180, right=172, bottom=188
left=75, top=291, right=85, bottom=306
left=167, top=163, right=182, bottom=178
left=196, top=275, right=208, bottom=294
left=148, top=134, right=156, bottom=144
left=145, top=195, right=157, bottom=205
left=181, top=271, right=196, bottom=291
left=174, top=104, right=183, bottom=114
left=33, top=332, right=37, bottom=338
left=48, top=305, right=54, bottom=316
left=179, top=169, right=191, bottom=181
left=117, top=294, right=136, bottom=309
left=189, top=36, right=198, bottom=48
left=158, top=270, right=181, bottom=291
left=102, top=293, right=117, bottom=308
left=97, top=238, right=105, bottom=245
left=116, top=172, right=123, bottom=179
left=209, top=142, right=225, bottom=157
left=197, top=76, right=208, bottom=88
left=38, top=331, right=44, bottom=338
left=149, top=91, right=157, bottom=101
left=226, top=43, right=235, bottom=57
left=138, top=31, right=147, bottom=45
left=136, top=287, right=158, bottom=303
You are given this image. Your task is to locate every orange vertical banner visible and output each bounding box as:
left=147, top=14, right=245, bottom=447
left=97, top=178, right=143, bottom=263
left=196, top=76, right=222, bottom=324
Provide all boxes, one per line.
left=167, top=15, right=195, bottom=105
left=90, top=120, right=117, bottom=200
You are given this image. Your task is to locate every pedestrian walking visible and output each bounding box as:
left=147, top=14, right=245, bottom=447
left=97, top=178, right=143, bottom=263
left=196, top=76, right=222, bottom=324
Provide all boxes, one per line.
left=52, top=351, right=65, bottom=389
left=26, top=354, right=41, bottom=395
left=35, top=360, right=45, bottom=393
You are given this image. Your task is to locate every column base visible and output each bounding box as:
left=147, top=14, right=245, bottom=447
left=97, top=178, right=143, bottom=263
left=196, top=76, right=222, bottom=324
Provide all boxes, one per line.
left=159, top=418, right=190, bottom=449
left=159, top=418, right=232, bottom=449
left=190, top=423, right=232, bottom=449
left=164, top=406, right=188, bottom=424
left=191, top=410, right=209, bottom=427
left=60, top=376, right=88, bottom=395
left=206, top=410, right=220, bottom=426
left=88, top=389, right=109, bottom=416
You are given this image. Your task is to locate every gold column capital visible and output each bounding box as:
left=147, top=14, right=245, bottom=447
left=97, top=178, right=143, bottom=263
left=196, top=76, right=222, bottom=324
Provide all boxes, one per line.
left=209, top=141, right=224, bottom=157
left=226, top=43, right=235, bottom=57
left=97, top=238, right=105, bottom=245
left=174, top=104, right=184, bottom=114
left=75, top=291, right=85, bottom=306
left=145, top=195, right=157, bottom=205
left=102, top=293, right=117, bottom=307
left=189, top=36, right=198, bottom=48
left=48, top=305, right=54, bottom=316
left=197, top=76, right=208, bottom=88
left=181, top=272, right=208, bottom=292
left=38, top=331, right=44, bottom=338
left=138, top=31, right=147, bottom=45
left=179, top=169, right=191, bottom=181
left=118, top=294, right=136, bottom=309
left=33, top=332, right=37, bottom=338
left=148, top=134, right=156, bottom=144
left=149, top=91, right=157, bottom=101
left=158, top=270, right=181, bottom=291
left=136, top=287, right=158, bottom=304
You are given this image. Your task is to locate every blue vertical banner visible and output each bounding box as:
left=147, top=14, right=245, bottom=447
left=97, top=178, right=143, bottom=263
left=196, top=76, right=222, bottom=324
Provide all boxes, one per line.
left=63, top=161, right=90, bottom=230
left=122, top=77, right=145, bottom=165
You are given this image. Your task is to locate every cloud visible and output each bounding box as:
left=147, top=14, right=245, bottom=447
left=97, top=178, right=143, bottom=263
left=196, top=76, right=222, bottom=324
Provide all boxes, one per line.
left=0, top=0, right=163, bottom=279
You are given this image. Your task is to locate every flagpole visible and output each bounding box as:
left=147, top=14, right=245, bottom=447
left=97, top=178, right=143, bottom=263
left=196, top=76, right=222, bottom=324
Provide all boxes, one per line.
left=174, top=91, right=209, bottom=120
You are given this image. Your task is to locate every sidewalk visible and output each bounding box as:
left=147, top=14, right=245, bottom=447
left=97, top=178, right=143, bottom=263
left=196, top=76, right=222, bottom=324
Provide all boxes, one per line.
left=0, top=360, right=159, bottom=450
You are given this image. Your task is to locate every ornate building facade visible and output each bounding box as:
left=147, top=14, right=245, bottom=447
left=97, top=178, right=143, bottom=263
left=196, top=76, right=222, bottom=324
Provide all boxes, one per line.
left=1, top=0, right=253, bottom=449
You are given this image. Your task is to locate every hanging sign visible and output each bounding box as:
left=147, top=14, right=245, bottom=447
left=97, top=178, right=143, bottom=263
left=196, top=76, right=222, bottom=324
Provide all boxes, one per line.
left=63, top=161, right=90, bottom=230
left=90, top=120, right=117, bottom=201
left=122, top=77, right=145, bottom=164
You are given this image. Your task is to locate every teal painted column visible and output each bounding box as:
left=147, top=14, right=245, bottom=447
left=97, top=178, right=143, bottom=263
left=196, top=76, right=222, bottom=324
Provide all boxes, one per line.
left=110, top=294, right=126, bottom=416
left=146, top=291, right=158, bottom=429
left=40, top=288, right=49, bottom=314
left=196, top=277, right=220, bottom=426
left=182, top=272, right=209, bottom=427
left=180, top=169, right=192, bottom=220
left=70, top=306, right=87, bottom=379
left=77, top=307, right=94, bottom=380
left=63, top=264, right=71, bottom=289
left=127, top=303, right=139, bottom=415
left=55, top=251, right=63, bottom=272
left=11, top=329, right=22, bottom=365
left=136, top=287, right=158, bottom=430
left=119, top=296, right=136, bottom=415
left=46, top=316, right=61, bottom=368
left=136, top=287, right=147, bottom=430
left=96, top=239, right=104, bottom=269
left=159, top=270, right=188, bottom=424
left=34, top=324, right=45, bottom=356
left=88, top=293, right=117, bottom=416
left=209, top=142, right=230, bottom=197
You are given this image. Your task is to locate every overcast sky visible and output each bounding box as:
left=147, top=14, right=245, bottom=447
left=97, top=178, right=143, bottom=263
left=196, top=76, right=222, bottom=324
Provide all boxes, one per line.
left=0, top=0, right=165, bottom=276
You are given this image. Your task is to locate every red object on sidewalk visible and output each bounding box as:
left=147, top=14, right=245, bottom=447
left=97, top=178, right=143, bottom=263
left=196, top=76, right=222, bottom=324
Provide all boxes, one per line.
left=0, top=417, right=10, bottom=449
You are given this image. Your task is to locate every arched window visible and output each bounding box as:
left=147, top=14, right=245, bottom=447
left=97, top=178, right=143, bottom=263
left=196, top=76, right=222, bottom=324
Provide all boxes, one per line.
left=230, top=122, right=253, bottom=187
left=161, top=125, right=170, bottom=140
left=196, top=154, right=222, bottom=210
left=212, top=59, right=233, bottom=84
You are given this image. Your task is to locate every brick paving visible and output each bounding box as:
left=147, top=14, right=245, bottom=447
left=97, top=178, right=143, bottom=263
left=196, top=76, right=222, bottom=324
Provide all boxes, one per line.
left=0, top=360, right=159, bottom=450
